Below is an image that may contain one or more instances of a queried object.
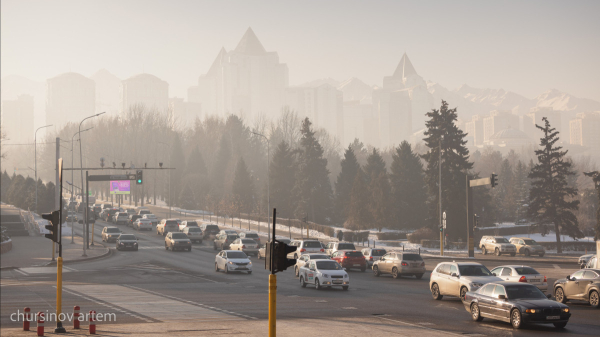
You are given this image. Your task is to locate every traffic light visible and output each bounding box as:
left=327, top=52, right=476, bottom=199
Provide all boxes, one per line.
left=265, top=240, right=297, bottom=273
left=490, top=173, right=498, bottom=188
left=136, top=170, right=143, bottom=185
left=473, top=214, right=480, bottom=230
left=439, top=224, right=443, bottom=232
left=42, top=210, right=60, bottom=242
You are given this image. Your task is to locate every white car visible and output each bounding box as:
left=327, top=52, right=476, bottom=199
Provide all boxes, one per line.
left=133, top=218, right=153, bottom=231
left=294, top=253, right=330, bottom=277
left=229, top=238, right=259, bottom=256
left=490, top=265, right=548, bottom=292
left=219, top=229, right=238, bottom=236
left=179, top=220, right=199, bottom=231
left=430, top=262, right=502, bottom=302
left=324, top=241, right=356, bottom=257
left=142, top=214, right=158, bottom=226
left=289, top=239, right=326, bottom=259
left=182, top=227, right=203, bottom=243
left=299, top=259, right=349, bottom=290
left=215, top=250, right=252, bottom=274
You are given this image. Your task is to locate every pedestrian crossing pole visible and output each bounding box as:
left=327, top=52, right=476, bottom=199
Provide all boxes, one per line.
left=268, top=208, right=277, bottom=337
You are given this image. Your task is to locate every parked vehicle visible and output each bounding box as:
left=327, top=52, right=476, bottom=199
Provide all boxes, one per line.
left=165, top=232, right=192, bottom=252
left=229, top=238, right=259, bottom=256
left=490, top=265, right=548, bottom=292
left=116, top=234, right=138, bottom=251
left=294, top=253, right=330, bottom=277
left=324, top=242, right=356, bottom=257
left=299, top=260, right=349, bottom=290
left=215, top=250, right=252, bottom=274
left=101, top=227, right=122, bottom=243
left=430, top=262, right=502, bottom=302
left=509, top=237, right=545, bottom=257
left=553, top=269, right=600, bottom=308
left=479, top=236, right=517, bottom=256
left=464, top=282, right=571, bottom=329
left=361, top=248, right=387, bottom=268
left=157, top=219, right=179, bottom=236
left=331, top=250, right=367, bottom=272
left=200, top=223, right=220, bottom=239
left=182, top=227, right=203, bottom=243
left=372, top=252, right=425, bottom=279
left=289, top=239, right=325, bottom=259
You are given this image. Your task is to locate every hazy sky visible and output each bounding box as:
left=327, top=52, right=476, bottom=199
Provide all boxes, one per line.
left=2, top=0, right=599, bottom=101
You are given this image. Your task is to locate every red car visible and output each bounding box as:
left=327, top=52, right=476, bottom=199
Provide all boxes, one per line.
left=331, top=250, right=367, bottom=272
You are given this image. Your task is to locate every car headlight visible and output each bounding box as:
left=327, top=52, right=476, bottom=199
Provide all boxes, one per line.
left=562, top=308, right=569, bottom=313
left=248, top=261, right=252, bottom=265
left=322, top=274, right=329, bottom=278
left=133, top=242, right=138, bottom=245
left=228, top=261, right=234, bottom=265
left=525, top=309, right=537, bottom=314
left=469, top=283, right=483, bottom=288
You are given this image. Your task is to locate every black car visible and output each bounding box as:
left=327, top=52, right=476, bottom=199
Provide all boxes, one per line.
left=116, top=234, right=138, bottom=251
left=464, top=282, right=570, bottom=329
left=128, top=214, right=142, bottom=227
left=201, top=223, right=220, bottom=239
left=554, top=269, right=600, bottom=308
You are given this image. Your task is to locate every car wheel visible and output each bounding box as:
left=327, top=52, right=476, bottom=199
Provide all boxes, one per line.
left=495, top=248, right=501, bottom=256
left=510, top=253, right=516, bottom=257
left=510, top=309, right=523, bottom=329
left=539, top=253, right=544, bottom=257
left=258, top=252, right=262, bottom=259
left=555, top=287, right=567, bottom=303
left=225, top=265, right=229, bottom=274
left=215, top=263, right=219, bottom=272
left=431, top=283, right=443, bottom=300
left=553, top=322, right=567, bottom=329
left=415, top=274, right=423, bottom=280
left=471, top=303, right=483, bottom=321
left=165, top=244, right=169, bottom=250
left=392, top=267, right=399, bottom=279
left=589, top=290, right=599, bottom=308
left=300, top=276, right=306, bottom=288
left=373, top=266, right=380, bottom=277
left=315, top=278, right=322, bottom=290
left=342, top=286, right=349, bottom=291
left=295, top=267, right=299, bottom=277
left=524, top=249, right=530, bottom=257
left=460, top=287, right=468, bottom=302
left=481, top=246, right=486, bottom=255
left=188, top=247, right=192, bottom=252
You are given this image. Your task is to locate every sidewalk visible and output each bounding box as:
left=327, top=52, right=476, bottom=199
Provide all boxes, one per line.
left=0, top=235, right=109, bottom=269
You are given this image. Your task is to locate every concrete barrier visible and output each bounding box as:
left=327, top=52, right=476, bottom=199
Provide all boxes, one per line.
left=0, top=239, right=13, bottom=254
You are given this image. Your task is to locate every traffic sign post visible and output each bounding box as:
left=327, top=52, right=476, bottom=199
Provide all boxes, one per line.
left=440, top=212, right=446, bottom=256
left=467, top=173, right=499, bottom=258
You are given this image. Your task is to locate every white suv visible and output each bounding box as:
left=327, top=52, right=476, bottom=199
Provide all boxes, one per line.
left=430, top=262, right=502, bottom=302
left=288, top=239, right=325, bottom=259
left=479, top=236, right=516, bottom=256
left=324, top=242, right=356, bottom=257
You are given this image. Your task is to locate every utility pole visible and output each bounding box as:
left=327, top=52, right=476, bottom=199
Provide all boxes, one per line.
left=439, top=138, right=443, bottom=256
left=52, top=138, right=60, bottom=261
left=35, top=124, right=52, bottom=214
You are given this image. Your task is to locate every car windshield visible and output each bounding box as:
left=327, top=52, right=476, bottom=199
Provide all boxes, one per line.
left=458, top=265, right=493, bottom=276
left=186, top=221, right=198, bottom=226
left=171, top=233, right=187, bottom=239
left=227, top=251, right=247, bottom=259
left=145, top=214, right=156, bottom=218
left=245, top=233, right=259, bottom=238
left=227, top=235, right=238, bottom=240
left=523, top=240, right=537, bottom=245
left=303, top=241, right=322, bottom=248
left=165, top=221, right=178, bottom=226
left=119, top=235, right=136, bottom=240
left=505, top=285, right=547, bottom=299
left=187, top=228, right=201, bottom=232
left=345, top=251, right=363, bottom=257
left=495, top=238, right=509, bottom=243
left=205, top=225, right=219, bottom=231
left=106, top=228, right=120, bottom=233
left=402, top=254, right=423, bottom=261
left=371, top=249, right=386, bottom=256
left=514, top=267, right=539, bottom=275
left=338, top=243, right=356, bottom=250
left=316, top=261, right=342, bottom=270
left=242, top=239, right=256, bottom=244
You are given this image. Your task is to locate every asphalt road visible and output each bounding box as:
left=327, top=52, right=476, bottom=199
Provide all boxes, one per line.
left=1, top=214, right=598, bottom=336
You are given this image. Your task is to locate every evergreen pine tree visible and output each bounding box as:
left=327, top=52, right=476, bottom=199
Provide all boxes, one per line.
left=390, top=141, right=428, bottom=230
left=334, top=146, right=361, bottom=225
left=364, top=148, right=386, bottom=184
left=514, top=160, right=530, bottom=223
left=169, top=133, right=186, bottom=206
left=1, top=170, right=12, bottom=202
left=369, top=172, right=391, bottom=232
left=293, top=118, right=333, bottom=223
left=179, top=184, right=196, bottom=210
left=269, top=141, right=296, bottom=218
left=345, top=171, right=370, bottom=230
left=528, top=117, right=582, bottom=252
left=232, top=157, right=255, bottom=216
left=422, top=101, right=473, bottom=240
left=185, top=145, right=207, bottom=176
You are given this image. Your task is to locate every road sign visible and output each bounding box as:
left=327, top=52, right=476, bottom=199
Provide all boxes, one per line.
left=442, top=212, right=446, bottom=220
left=88, top=174, right=136, bottom=182
left=443, top=219, right=446, bottom=229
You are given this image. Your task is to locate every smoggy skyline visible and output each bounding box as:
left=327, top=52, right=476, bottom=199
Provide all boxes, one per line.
left=2, top=0, right=599, bottom=101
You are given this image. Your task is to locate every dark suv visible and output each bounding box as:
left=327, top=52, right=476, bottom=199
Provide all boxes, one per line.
left=200, top=223, right=220, bottom=239
left=214, top=233, right=238, bottom=250
left=128, top=214, right=142, bottom=227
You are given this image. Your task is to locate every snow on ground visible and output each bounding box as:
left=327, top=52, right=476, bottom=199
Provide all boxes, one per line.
left=503, top=232, right=595, bottom=243
left=35, top=218, right=72, bottom=236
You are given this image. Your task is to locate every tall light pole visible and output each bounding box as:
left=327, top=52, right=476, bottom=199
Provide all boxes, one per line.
left=71, top=127, right=93, bottom=200
left=252, top=131, right=270, bottom=241
left=79, top=112, right=105, bottom=249
left=158, top=141, right=171, bottom=218
left=439, top=137, right=443, bottom=255
left=35, top=124, right=53, bottom=213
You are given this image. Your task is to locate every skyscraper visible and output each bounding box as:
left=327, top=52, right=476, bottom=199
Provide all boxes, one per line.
left=46, top=72, right=95, bottom=127
left=1, top=94, right=34, bottom=144
left=121, top=74, right=169, bottom=115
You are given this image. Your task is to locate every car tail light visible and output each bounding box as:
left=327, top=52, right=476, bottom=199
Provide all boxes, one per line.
left=519, top=276, right=527, bottom=282
left=320, top=249, right=324, bottom=252
left=300, top=248, right=306, bottom=252
left=543, top=275, right=547, bottom=282
left=242, top=245, right=246, bottom=249
left=369, top=256, right=373, bottom=261
left=401, top=262, right=408, bottom=266
left=421, top=262, right=425, bottom=266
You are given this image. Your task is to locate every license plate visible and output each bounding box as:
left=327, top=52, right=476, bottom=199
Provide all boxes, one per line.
left=530, top=279, right=540, bottom=283
left=353, top=264, right=360, bottom=267
left=332, top=280, right=342, bottom=284
left=547, top=316, right=560, bottom=320
left=237, top=267, right=248, bottom=270
left=411, top=263, right=420, bottom=267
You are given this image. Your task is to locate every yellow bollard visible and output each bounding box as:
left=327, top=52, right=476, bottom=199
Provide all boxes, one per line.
left=268, top=274, right=276, bottom=337
left=56, top=257, right=63, bottom=327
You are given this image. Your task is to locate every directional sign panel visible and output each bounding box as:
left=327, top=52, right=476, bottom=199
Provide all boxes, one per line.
left=88, top=174, right=136, bottom=182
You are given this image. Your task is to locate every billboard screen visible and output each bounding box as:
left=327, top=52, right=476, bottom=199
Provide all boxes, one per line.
left=110, top=180, right=130, bottom=195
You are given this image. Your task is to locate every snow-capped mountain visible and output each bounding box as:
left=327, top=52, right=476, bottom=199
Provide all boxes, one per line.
left=535, top=89, right=600, bottom=112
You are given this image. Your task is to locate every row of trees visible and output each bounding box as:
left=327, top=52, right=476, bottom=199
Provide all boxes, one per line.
left=0, top=171, right=56, bottom=214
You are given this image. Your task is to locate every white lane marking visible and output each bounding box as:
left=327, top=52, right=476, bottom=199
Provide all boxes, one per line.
left=66, top=284, right=241, bottom=322
left=376, top=316, right=476, bottom=336
left=553, top=264, right=560, bottom=269
left=13, top=269, right=28, bottom=276
left=342, top=307, right=357, bottom=310
left=18, top=267, right=73, bottom=274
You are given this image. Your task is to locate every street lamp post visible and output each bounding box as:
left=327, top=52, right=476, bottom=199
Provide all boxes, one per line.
left=158, top=142, right=171, bottom=218
left=79, top=112, right=105, bottom=251
left=252, top=132, right=270, bottom=241
left=71, top=128, right=92, bottom=201
left=34, top=124, right=53, bottom=214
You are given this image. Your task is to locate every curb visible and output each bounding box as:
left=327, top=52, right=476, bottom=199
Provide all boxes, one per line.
left=44, top=243, right=112, bottom=266
left=420, top=254, right=578, bottom=266
left=0, top=266, right=19, bottom=270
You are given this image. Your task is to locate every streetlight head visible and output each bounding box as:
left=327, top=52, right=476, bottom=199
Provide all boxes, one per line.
left=112, top=162, right=116, bottom=168
left=121, top=162, right=125, bottom=169
left=159, top=162, right=163, bottom=168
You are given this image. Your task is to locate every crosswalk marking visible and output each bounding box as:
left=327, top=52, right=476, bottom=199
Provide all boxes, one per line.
left=553, top=264, right=561, bottom=269
left=65, top=284, right=248, bottom=322
left=16, top=267, right=75, bottom=275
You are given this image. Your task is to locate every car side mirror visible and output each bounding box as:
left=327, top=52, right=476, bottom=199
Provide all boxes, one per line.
left=566, top=275, right=571, bottom=280
left=498, top=295, right=506, bottom=300
left=451, top=273, right=458, bottom=278
left=492, top=273, right=497, bottom=276
left=546, top=294, right=552, bottom=299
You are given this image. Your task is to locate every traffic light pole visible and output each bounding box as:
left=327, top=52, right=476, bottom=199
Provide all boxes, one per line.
left=269, top=208, right=277, bottom=337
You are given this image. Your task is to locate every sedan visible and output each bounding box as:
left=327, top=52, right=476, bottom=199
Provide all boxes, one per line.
left=554, top=268, right=600, bottom=308
left=142, top=214, right=158, bottom=226
left=165, top=232, right=192, bottom=252
left=465, top=282, right=570, bottom=329
left=294, top=253, right=330, bottom=277
left=229, top=238, right=259, bottom=256
left=101, top=227, right=121, bottom=243
left=491, top=265, right=548, bottom=292
left=331, top=250, right=367, bottom=272
left=373, top=252, right=425, bottom=279
left=215, top=250, right=252, bottom=274
left=298, top=259, right=349, bottom=290
left=182, top=227, right=203, bottom=243
left=133, top=218, right=153, bottom=231
left=116, top=234, right=138, bottom=251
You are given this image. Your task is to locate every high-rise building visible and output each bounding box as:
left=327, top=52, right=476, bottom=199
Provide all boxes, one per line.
left=465, top=114, right=485, bottom=147
left=342, top=99, right=374, bottom=147
left=46, top=72, right=95, bottom=127
left=121, top=74, right=169, bottom=114
left=285, top=84, right=343, bottom=140
left=483, top=110, right=520, bottom=143
left=1, top=94, right=34, bottom=144
left=523, top=107, right=562, bottom=136
left=169, top=97, right=201, bottom=127
left=569, top=112, right=600, bottom=150
left=91, top=69, right=120, bottom=116
left=192, top=28, right=289, bottom=121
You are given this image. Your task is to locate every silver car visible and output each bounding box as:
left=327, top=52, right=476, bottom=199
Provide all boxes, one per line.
left=229, top=238, right=259, bottom=256
left=361, top=248, right=387, bottom=268
left=133, top=218, right=153, bottom=231
left=294, top=253, right=331, bottom=277
left=372, top=252, right=425, bottom=279
left=142, top=214, right=158, bottom=226
left=430, top=262, right=502, bottom=302
left=182, top=227, right=203, bottom=243
left=490, top=265, right=548, bottom=292
left=509, top=237, right=545, bottom=257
